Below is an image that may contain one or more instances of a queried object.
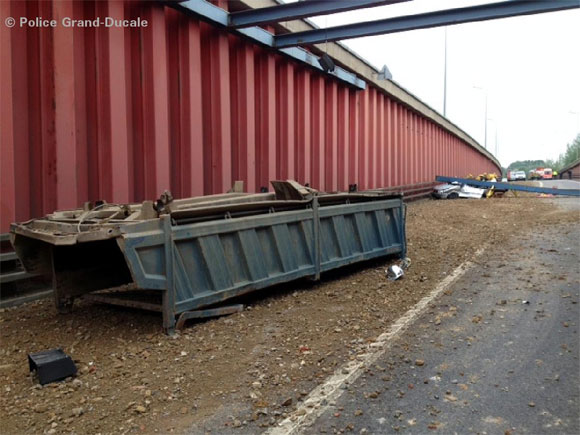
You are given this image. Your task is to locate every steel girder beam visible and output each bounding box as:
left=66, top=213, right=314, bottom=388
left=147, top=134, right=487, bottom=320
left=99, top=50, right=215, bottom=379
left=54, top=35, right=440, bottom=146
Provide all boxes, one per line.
left=228, top=0, right=411, bottom=28
left=274, top=0, right=580, bottom=48
left=171, top=0, right=366, bottom=89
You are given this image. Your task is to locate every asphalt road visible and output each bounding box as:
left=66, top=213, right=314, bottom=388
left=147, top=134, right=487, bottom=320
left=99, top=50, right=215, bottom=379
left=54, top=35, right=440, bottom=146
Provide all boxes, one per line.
left=538, top=179, right=580, bottom=191
left=304, top=223, right=579, bottom=434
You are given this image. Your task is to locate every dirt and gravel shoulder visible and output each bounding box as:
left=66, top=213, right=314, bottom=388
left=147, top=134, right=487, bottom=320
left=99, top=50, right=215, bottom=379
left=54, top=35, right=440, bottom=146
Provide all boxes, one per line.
left=1, top=197, right=578, bottom=434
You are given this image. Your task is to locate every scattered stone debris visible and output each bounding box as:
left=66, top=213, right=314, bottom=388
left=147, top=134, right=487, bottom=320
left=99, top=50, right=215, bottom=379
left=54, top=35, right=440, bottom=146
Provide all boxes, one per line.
left=1, top=198, right=577, bottom=434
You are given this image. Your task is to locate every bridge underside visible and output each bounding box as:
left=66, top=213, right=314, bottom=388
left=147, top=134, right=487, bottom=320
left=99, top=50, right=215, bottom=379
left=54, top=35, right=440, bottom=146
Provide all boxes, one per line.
left=0, top=0, right=503, bottom=232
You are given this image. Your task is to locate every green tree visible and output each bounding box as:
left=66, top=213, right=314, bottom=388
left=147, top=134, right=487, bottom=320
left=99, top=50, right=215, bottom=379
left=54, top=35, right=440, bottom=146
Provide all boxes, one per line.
left=559, top=133, right=580, bottom=168
left=507, top=159, right=546, bottom=174
left=507, top=133, right=580, bottom=175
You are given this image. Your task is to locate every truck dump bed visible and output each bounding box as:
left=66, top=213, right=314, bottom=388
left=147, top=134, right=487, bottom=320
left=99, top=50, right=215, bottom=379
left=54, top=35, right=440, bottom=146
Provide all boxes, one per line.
left=11, top=181, right=406, bottom=333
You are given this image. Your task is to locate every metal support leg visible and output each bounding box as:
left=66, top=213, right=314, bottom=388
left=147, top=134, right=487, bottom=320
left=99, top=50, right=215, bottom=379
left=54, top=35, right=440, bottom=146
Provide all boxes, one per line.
left=162, top=216, right=176, bottom=335
left=51, top=247, right=74, bottom=314
left=312, top=197, right=321, bottom=280
left=175, top=304, right=244, bottom=330
left=400, top=202, right=407, bottom=258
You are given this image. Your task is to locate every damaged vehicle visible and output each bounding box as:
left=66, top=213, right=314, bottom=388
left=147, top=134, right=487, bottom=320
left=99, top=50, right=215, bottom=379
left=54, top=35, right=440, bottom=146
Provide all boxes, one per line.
left=432, top=182, right=486, bottom=199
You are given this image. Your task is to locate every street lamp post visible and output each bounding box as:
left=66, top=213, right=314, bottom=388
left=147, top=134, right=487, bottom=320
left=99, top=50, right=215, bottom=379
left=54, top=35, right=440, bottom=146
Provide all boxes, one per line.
left=495, top=127, right=498, bottom=157
left=487, top=118, right=498, bottom=157
left=473, top=86, right=488, bottom=149
left=484, top=95, right=488, bottom=149
left=443, top=27, right=448, bottom=117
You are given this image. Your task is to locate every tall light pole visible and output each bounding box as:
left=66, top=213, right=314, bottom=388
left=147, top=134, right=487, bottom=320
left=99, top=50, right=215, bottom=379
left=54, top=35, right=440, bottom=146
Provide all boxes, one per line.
left=487, top=118, right=498, bottom=157
left=443, top=27, right=448, bottom=117
left=473, top=86, right=488, bottom=149
left=494, top=126, right=498, bottom=158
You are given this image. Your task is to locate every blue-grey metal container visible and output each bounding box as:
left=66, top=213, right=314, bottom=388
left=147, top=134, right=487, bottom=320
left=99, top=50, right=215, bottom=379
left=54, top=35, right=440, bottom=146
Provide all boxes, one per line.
left=118, top=197, right=405, bottom=330
left=11, top=190, right=406, bottom=333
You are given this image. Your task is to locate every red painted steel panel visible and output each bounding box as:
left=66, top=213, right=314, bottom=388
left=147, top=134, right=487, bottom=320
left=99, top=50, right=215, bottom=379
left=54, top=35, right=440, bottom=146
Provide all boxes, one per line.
left=421, top=118, right=426, bottom=181
left=325, top=81, right=338, bottom=191
left=180, top=15, right=205, bottom=197
left=391, top=99, right=398, bottom=187
left=38, top=0, right=57, bottom=215
left=26, top=0, right=41, bottom=218
left=368, top=88, right=376, bottom=188
left=277, top=60, right=295, bottom=181
left=255, top=48, right=276, bottom=191
left=0, top=0, right=500, bottom=232
left=390, top=100, right=398, bottom=186
left=295, top=69, right=311, bottom=186
left=411, top=113, right=415, bottom=182
left=142, top=3, right=171, bottom=197
left=423, top=120, right=428, bottom=180
left=402, top=108, right=409, bottom=186
left=311, top=74, right=325, bottom=190
left=230, top=38, right=256, bottom=193
left=441, top=128, right=445, bottom=177
left=337, top=87, right=349, bottom=191
left=435, top=126, right=439, bottom=177
left=410, top=113, right=416, bottom=184
left=402, top=106, right=407, bottom=185
left=406, top=110, right=412, bottom=185
left=358, top=87, right=368, bottom=189
left=431, top=123, right=435, bottom=181
left=0, top=0, right=16, bottom=230
left=378, top=95, right=386, bottom=187
left=201, top=17, right=232, bottom=194
left=431, top=123, right=436, bottom=180
left=416, top=115, right=421, bottom=183
left=52, top=0, right=79, bottom=210
left=348, top=90, right=359, bottom=186
left=385, top=98, right=392, bottom=187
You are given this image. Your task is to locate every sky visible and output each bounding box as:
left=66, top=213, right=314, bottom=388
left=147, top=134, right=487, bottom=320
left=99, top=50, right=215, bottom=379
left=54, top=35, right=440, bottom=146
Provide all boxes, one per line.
left=294, top=0, right=580, bottom=167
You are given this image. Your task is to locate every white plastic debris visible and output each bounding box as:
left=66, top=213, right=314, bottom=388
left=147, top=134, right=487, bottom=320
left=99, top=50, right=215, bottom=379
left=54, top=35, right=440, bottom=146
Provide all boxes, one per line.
left=386, top=265, right=404, bottom=281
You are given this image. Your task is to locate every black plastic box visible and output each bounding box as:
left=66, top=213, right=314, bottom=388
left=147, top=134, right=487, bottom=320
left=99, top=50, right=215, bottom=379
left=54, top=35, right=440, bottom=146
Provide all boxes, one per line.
left=28, top=349, right=77, bottom=385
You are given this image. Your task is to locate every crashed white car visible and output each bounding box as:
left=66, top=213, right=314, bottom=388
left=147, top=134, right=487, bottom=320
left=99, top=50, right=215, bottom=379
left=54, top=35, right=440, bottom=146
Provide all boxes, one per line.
left=432, top=182, right=486, bottom=199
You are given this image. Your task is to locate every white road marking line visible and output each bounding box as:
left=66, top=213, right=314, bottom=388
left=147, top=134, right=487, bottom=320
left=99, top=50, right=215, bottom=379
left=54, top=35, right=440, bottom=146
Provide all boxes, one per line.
left=266, top=249, right=485, bottom=435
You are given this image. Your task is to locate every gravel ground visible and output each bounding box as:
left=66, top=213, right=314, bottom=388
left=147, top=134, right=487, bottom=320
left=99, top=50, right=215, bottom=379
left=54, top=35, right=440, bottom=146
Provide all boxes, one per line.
left=0, top=196, right=578, bottom=434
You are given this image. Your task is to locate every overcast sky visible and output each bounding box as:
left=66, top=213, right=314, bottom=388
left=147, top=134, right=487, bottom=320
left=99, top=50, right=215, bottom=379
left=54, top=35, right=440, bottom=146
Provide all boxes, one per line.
left=300, top=0, right=580, bottom=167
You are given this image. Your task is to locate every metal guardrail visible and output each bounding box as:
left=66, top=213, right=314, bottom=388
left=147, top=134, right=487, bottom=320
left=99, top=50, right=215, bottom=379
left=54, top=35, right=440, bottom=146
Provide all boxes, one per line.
left=1, top=233, right=49, bottom=308
left=0, top=233, right=36, bottom=285
left=382, top=181, right=439, bottom=200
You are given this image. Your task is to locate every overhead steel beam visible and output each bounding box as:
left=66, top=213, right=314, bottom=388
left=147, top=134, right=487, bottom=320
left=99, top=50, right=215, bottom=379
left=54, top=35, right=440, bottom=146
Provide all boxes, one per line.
left=228, top=0, right=411, bottom=28
left=171, top=0, right=366, bottom=89
left=275, top=0, right=580, bottom=48
left=436, top=176, right=580, bottom=197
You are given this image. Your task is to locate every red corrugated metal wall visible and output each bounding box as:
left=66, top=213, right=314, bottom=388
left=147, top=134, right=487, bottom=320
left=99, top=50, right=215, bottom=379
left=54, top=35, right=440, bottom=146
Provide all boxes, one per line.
left=0, top=0, right=500, bottom=232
